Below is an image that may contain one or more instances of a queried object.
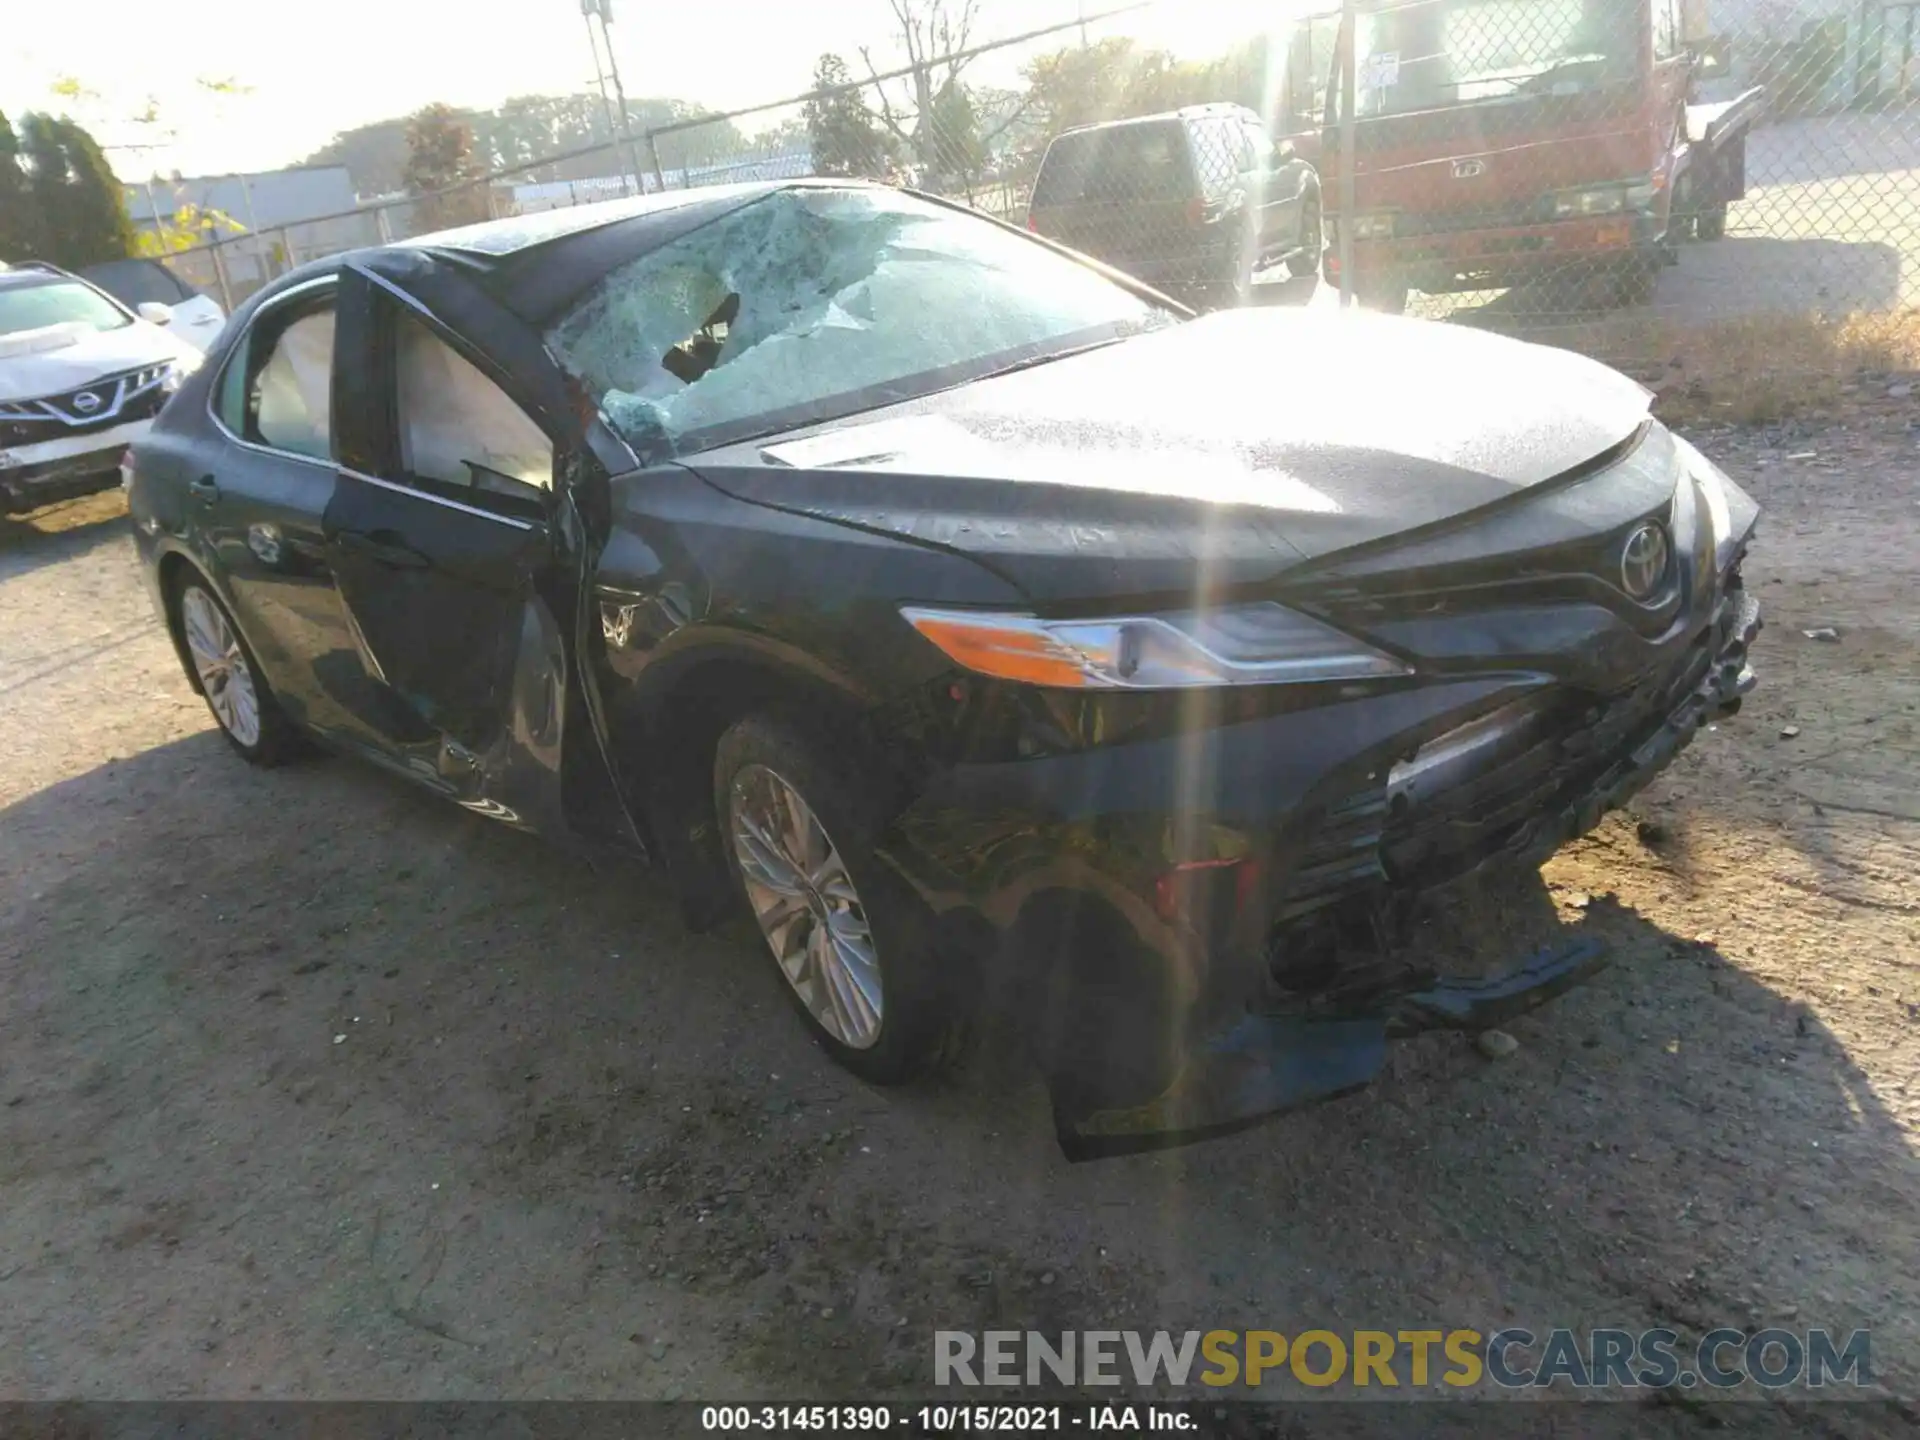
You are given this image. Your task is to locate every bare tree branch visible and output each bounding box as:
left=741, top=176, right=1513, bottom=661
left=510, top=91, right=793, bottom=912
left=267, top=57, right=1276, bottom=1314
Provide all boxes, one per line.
left=977, top=90, right=1038, bottom=148
left=857, top=46, right=915, bottom=144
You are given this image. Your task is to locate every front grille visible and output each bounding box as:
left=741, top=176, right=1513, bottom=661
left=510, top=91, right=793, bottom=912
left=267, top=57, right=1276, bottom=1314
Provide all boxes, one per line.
left=1273, top=787, right=1389, bottom=923
left=1272, top=631, right=1716, bottom=924
left=0, top=385, right=162, bottom=448
left=1394, top=199, right=1556, bottom=238
left=0, top=364, right=171, bottom=443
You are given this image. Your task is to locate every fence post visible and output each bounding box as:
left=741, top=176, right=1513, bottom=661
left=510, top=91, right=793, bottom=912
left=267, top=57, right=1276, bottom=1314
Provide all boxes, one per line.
left=206, top=236, right=234, bottom=312
left=1337, top=0, right=1356, bottom=309
left=375, top=205, right=393, bottom=244
left=647, top=132, right=668, bottom=192
left=279, top=226, right=300, bottom=270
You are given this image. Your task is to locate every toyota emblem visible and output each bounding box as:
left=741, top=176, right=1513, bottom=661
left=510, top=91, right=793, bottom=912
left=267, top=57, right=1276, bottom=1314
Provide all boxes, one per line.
left=72, top=390, right=103, bottom=414
left=1620, top=522, right=1672, bottom=600
left=1451, top=159, right=1487, bottom=179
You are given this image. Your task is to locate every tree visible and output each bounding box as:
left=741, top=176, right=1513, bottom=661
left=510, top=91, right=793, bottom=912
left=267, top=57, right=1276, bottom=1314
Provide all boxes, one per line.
left=0, top=110, right=43, bottom=261
left=135, top=195, right=245, bottom=257
left=307, top=93, right=750, bottom=196
left=305, top=117, right=413, bottom=197
left=857, top=0, right=1025, bottom=189
left=15, top=113, right=135, bottom=267
left=403, top=103, right=490, bottom=229
left=803, top=54, right=896, bottom=178
left=921, top=79, right=984, bottom=191
left=1021, top=39, right=1186, bottom=136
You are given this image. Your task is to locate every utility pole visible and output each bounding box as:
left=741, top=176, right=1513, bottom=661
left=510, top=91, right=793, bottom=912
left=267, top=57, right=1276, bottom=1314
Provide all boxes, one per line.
left=1337, top=0, right=1357, bottom=308
left=581, top=0, right=650, bottom=194
left=581, top=3, right=623, bottom=185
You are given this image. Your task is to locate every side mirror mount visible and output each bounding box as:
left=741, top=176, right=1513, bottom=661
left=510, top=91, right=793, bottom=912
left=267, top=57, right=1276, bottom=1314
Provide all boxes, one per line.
left=137, top=301, right=174, bottom=326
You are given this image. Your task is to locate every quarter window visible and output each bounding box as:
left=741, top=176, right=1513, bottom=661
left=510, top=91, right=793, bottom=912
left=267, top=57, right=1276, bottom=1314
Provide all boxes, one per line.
left=245, top=306, right=335, bottom=461
left=395, top=313, right=552, bottom=498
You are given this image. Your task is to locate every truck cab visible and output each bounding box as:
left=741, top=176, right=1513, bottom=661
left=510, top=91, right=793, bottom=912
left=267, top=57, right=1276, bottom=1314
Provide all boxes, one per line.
left=1301, top=0, right=1759, bottom=312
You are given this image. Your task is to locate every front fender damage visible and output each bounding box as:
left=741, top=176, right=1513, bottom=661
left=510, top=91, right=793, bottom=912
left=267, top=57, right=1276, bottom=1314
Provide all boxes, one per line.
left=1054, top=931, right=1611, bottom=1161
left=933, top=583, right=1766, bottom=1159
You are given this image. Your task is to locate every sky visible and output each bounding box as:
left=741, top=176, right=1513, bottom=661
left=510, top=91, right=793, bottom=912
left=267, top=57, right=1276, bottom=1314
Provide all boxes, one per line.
left=0, top=0, right=1298, bottom=181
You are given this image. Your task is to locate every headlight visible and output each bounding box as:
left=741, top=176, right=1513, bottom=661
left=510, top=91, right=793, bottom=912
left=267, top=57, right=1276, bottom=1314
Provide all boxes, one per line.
left=1551, top=181, right=1658, bottom=219
left=1552, top=187, right=1627, bottom=218
left=1333, top=212, right=1396, bottom=241
left=901, top=603, right=1410, bottom=690
left=159, top=354, right=201, bottom=394
left=1670, top=431, right=1757, bottom=574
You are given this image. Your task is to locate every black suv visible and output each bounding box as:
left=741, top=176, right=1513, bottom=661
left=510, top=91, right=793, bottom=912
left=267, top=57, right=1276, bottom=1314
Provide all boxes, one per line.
left=1026, top=104, right=1321, bottom=308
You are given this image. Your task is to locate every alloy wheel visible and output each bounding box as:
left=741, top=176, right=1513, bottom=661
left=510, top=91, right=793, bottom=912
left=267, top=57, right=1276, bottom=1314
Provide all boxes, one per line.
left=180, top=587, right=262, bottom=749
left=727, top=762, right=884, bottom=1049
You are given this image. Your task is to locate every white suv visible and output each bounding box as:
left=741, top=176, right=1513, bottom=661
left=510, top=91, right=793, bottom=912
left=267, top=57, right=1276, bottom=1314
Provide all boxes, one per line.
left=0, top=261, right=203, bottom=515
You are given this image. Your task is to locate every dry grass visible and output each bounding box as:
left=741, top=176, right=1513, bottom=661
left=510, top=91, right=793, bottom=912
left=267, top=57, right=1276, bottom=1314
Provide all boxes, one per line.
left=1522, top=308, right=1920, bottom=427
left=0, top=488, right=127, bottom=541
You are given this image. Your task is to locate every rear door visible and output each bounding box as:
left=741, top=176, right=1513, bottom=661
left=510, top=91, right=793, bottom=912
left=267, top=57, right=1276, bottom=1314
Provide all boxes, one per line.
left=319, top=257, right=591, bottom=835
left=194, top=275, right=373, bottom=744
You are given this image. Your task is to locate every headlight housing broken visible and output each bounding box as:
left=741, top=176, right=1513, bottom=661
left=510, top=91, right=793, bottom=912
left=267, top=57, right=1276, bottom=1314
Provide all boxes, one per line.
left=902, top=603, right=1410, bottom=690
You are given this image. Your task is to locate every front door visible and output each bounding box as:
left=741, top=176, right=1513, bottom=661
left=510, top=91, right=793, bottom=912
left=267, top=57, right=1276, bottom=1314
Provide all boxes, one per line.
left=320, top=262, right=580, bottom=834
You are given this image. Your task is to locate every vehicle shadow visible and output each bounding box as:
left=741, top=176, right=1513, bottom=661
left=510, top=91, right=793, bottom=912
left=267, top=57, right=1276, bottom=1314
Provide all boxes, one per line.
left=1, top=730, right=1912, bottom=1410
left=1434, top=235, right=1907, bottom=333
left=0, top=491, right=132, bottom=583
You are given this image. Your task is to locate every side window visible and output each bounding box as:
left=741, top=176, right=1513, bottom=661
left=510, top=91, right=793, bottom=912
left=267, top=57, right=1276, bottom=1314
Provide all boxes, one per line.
left=1242, top=120, right=1269, bottom=168
left=226, top=302, right=334, bottom=461
left=394, top=312, right=553, bottom=500
left=1654, top=0, right=1681, bottom=58
left=1188, top=119, right=1239, bottom=199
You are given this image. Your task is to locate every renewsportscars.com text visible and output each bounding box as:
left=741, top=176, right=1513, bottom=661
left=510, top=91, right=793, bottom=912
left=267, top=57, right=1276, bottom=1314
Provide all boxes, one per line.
left=934, top=1328, right=1872, bottom=1392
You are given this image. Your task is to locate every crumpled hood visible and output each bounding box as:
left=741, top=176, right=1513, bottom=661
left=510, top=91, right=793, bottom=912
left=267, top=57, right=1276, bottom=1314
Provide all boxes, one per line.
left=0, top=320, right=193, bottom=403
left=687, top=307, right=1653, bottom=604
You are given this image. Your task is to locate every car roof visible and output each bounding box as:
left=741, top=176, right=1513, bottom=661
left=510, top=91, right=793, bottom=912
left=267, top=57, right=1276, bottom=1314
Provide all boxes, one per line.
left=1052, top=104, right=1258, bottom=141
left=231, top=178, right=921, bottom=334
left=403, top=177, right=865, bottom=258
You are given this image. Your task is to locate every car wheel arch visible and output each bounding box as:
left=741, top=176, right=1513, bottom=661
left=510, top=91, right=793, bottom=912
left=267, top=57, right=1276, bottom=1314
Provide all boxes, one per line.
left=156, top=548, right=222, bottom=690
left=610, top=644, right=898, bottom=930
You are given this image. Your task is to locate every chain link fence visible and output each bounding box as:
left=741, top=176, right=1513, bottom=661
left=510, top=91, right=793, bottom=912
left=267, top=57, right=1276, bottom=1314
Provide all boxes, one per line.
left=149, top=0, right=1919, bottom=412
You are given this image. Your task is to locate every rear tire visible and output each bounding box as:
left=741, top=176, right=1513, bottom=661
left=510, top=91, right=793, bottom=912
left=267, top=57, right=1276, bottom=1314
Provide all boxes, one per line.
left=714, top=712, right=967, bottom=1086
left=1607, top=257, right=1660, bottom=309
left=1352, top=274, right=1410, bottom=314
left=172, top=579, right=306, bottom=766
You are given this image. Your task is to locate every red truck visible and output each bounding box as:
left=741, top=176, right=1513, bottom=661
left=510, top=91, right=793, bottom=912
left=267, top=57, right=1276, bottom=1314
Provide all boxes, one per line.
left=1286, top=0, right=1764, bottom=313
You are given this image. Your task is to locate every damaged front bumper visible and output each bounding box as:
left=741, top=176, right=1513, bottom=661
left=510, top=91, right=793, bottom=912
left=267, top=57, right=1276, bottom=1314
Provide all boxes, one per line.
left=885, top=576, right=1762, bottom=1159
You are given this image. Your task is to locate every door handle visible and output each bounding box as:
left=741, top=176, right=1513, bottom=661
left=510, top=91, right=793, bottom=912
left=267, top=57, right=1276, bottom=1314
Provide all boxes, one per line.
left=336, top=528, right=429, bottom=570
left=188, top=474, right=220, bottom=505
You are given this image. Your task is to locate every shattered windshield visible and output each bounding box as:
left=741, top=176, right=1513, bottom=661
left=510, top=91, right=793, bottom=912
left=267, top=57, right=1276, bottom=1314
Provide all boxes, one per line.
left=545, top=187, right=1177, bottom=457
left=1352, top=0, right=1637, bottom=117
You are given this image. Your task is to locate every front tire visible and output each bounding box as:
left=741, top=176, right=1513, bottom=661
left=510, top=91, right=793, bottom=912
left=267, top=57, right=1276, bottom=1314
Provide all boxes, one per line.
left=1288, top=194, right=1322, bottom=279
left=714, top=713, right=965, bottom=1085
left=173, top=580, right=305, bottom=766
left=1607, top=256, right=1660, bottom=309
left=1352, top=274, right=1410, bottom=314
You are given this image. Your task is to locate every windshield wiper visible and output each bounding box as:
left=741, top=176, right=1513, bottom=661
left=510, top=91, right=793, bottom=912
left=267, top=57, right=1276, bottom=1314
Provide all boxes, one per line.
left=971, top=332, right=1133, bottom=385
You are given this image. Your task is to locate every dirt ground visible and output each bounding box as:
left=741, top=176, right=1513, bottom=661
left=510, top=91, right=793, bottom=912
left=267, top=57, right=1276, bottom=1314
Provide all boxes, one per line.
left=1, top=413, right=1916, bottom=1427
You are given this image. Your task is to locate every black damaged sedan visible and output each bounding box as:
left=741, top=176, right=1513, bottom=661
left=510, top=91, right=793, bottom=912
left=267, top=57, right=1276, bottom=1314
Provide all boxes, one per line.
left=127, top=180, right=1761, bottom=1156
